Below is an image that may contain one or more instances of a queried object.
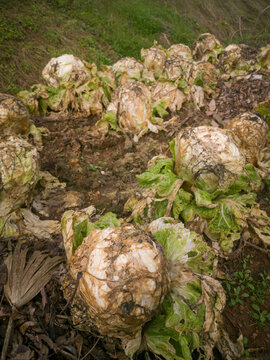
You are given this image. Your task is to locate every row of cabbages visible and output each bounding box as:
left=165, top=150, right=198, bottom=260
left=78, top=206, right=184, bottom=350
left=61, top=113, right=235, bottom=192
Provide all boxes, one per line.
left=0, top=93, right=69, bottom=239
left=0, top=93, right=237, bottom=359
left=59, top=110, right=270, bottom=360
left=1, top=36, right=270, bottom=360
left=18, top=33, right=270, bottom=139
left=0, top=92, right=248, bottom=359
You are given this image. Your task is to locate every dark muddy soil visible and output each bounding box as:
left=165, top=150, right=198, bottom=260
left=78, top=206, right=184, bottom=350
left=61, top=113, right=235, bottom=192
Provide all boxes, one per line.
left=1, top=74, right=270, bottom=359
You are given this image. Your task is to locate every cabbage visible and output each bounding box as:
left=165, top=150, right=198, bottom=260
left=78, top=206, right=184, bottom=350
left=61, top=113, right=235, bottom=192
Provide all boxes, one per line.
left=145, top=217, right=243, bottom=360
left=112, top=57, right=146, bottom=85
left=0, top=136, right=39, bottom=217
left=61, top=210, right=169, bottom=356
left=42, top=54, right=91, bottom=88
left=61, top=209, right=243, bottom=359
left=151, top=81, right=186, bottom=114
left=219, top=44, right=256, bottom=78
left=190, top=62, right=218, bottom=94
left=174, top=126, right=245, bottom=192
left=225, top=112, right=269, bottom=165
left=167, top=43, right=192, bottom=60
left=100, top=81, right=159, bottom=138
left=164, top=56, right=194, bottom=82
left=193, top=33, right=224, bottom=63
left=141, top=43, right=167, bottom=78
left=0, top=93, right=30, bottom=136
left=127, top=124, right=270, bottom=251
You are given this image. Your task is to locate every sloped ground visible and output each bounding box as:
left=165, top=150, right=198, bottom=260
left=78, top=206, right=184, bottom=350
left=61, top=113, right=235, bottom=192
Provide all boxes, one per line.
left=0, top=0, right=269, bottom=94
left=1, top=71, right=270, bottom=359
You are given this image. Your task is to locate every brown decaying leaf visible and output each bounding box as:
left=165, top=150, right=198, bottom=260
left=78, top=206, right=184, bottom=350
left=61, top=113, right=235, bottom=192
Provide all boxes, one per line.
left=4, top=243, right=63, bottom=308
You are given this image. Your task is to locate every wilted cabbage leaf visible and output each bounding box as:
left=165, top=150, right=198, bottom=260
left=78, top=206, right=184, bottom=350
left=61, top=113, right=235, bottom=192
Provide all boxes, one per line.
left=145, top=217, right=243, bottom=360
left=190, top=62, right=218, bottom=94
left=0, top=136, right=39, bottom=217
left=151, top=81, right=186, bottom=114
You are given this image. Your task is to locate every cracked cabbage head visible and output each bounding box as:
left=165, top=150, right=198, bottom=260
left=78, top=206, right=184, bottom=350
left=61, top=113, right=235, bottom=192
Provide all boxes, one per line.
left=174, top=126, right=246, bottom=192
left=0, top=93, right=30, bottom=136
left=167, top=43, right=192, bottom=60
left=141, top=44, right=167, bottom=78
left=193, top=33, right=223, bottom=62
left=225, top=112, right=268, bottom=165
left=103, top=81, right=157, bottom=135
left=151, top=81, right=186, bottom=113
left=0, top=136, right=39, bottom=216
left=42, top=54, right=91, bottom=88
left=61, top=210, right=169, bottom=351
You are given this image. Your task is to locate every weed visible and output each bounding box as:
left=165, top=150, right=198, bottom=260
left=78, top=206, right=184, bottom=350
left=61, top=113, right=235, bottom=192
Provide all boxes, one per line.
left=223, top=255, right=270, bottom=326
left=249, top=304, right=270, bottom=327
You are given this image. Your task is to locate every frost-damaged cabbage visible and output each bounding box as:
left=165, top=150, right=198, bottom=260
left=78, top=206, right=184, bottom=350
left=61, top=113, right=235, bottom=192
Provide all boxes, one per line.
left=0, top=93, right=30, bottom=136
left=42, top=54, right=91, bottom=88
left=100, top=81, right=160, bottom=138
left=112, top=57, right=151, bottom=85
left=0, top=136, right=39, bottom=217
left=19, top=56, right=112, bottom=116
left=141, top=43, right=167, bottom=78
left=61, top=210, right=169, bottom=356
left=193, top=33, right=224, bottom=63
left=151, top=81, right=186, bottom=115
left=164, top=56, right=193, bottom=83
left=146, top=217, right=243, bottom=360
left=219, top=44, right=256, bottom=78
left=225, top=112, right=269, bottom=165
left=167, top=43, right=192, bottom=60
left=257, top=44, right=270, bottom=70
left=126, top=125, right=270, bottom=251
left=18, top=78, right=108, bottom=117
left=174, top=126, right=245, bottom=193
left=190, top=62, right=218, bottom=94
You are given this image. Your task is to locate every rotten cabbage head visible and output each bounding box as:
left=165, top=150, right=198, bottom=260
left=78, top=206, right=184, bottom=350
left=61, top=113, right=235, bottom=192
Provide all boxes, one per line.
left=42, top=54, right=91, bottom=88
left=0, top=93, right=30, bottom=136
left=62, top=211, right=169, bottom=344
left=103, top=81, right=158, bottom=136
left=174, top=126, right=246, bottom=192
left=225, top=112, right=268, bottom=165
left=141, top=44, right=167, bottom=78
left=0, top=136, right=39, bottom=216
left=193, top=33, right=223, bottom=62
